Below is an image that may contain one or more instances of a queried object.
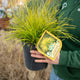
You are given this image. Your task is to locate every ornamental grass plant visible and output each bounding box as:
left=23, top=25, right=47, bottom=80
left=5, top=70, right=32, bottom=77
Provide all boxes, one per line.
left=2, top=0, right=78, bottom=71
left=6, top=0, right=75, bottom=46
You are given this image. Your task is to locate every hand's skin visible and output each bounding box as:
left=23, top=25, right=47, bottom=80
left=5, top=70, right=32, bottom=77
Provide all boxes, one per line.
left=30, top=50, right=60, bottom=65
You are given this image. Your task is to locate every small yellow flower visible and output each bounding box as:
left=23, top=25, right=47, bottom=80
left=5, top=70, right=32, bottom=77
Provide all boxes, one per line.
left=40, top=37, right=55, bottom=52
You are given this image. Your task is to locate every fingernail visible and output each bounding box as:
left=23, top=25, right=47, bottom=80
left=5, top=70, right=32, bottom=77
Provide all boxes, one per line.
left=35, top=46, right=37, bottom=48
left=30, top=50, right=33, bottom=53
left=35, top=60, right=37, bottom=62
left=31, top=54, right=33, bottom=56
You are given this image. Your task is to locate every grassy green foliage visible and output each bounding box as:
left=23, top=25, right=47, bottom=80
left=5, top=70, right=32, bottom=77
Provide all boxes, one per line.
left=7, top=0, right=76, bottom=45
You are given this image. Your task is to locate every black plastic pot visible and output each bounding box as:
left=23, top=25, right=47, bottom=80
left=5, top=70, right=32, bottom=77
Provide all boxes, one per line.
left=23, top=43, right=48, bottom=71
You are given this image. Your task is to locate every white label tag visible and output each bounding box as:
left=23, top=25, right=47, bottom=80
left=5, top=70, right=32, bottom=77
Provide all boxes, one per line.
left=62, top=2, right=67, bottom=10
left=78, top=8, right=80, bottom=11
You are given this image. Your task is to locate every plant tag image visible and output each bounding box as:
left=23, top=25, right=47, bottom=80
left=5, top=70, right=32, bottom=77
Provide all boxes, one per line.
left=37, top=30, right=62, bottom=61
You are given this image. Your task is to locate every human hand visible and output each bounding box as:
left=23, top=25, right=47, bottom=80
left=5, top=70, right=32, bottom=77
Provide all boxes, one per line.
left=30, top=50, right=60, bottom=65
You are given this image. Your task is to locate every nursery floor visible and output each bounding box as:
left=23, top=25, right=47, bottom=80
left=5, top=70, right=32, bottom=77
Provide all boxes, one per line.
left=0, top=30, right=52, bottom=80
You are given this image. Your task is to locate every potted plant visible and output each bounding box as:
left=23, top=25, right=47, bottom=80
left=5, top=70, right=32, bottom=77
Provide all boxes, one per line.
left=6, top=0, right=75, bottom=71
left=0, top=7, right=12, bottom=30
left=0, top=9, right=10, bottom=30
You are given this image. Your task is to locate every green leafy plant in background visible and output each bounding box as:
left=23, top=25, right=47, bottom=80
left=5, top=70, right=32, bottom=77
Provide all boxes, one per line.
left=6, top=0, right=76, bottom=47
